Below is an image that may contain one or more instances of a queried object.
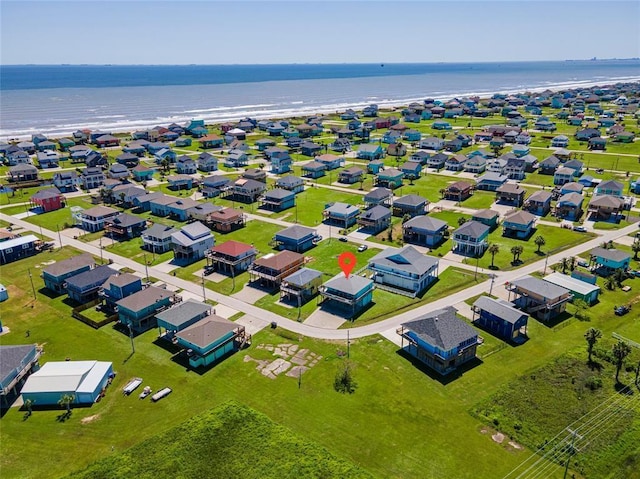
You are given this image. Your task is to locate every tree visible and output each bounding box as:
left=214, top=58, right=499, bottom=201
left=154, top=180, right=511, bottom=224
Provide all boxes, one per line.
left=604, top=275, right=617, bottom=291
left=584, top=327, right=602, bottom=363
left=402, top=213, right=411, bottom=225
left=488, top=243, right=500, bottom=269
left=118, top=192, right=126, bottom=205
left=457, top=216, right=467, bottom=226
left=614, top=268, right=626, bottom=287
left=387, top=224, right=394, bottom=242
left=439, top=188, right=446, bottom=199
left=560, top=257, right=569, bottom=274
left=534, top=235, right=546, bottom=254
left=58, top=394, right=75, bottom=413
left=24, top=398, right=35, bottom=417
left=568, top=256, right=577, bottom=272
left=632, top=239, right=640, bottom=260
left=511, top=245, right=523, bottom=263
left=161, top=158, right=170, bottom=173
left=574, top=299, right=590, bottom=321
left=612, top=340, right=632, bottom=383
left=334, top=361, right=357, bottom=394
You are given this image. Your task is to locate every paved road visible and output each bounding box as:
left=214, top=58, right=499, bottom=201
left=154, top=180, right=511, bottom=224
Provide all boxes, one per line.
left=2, top=211, right=638, bottom=340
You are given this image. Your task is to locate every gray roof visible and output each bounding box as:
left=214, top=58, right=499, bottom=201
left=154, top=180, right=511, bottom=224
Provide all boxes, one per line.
left=589, top=195, right=624, bottom=208
left=454, top=220, right=490, bottom=238
left=143, top=223, right=177, bottom=239
left=394, top=194, right=428, bottom=207
left=360, top=205, right=391, bottom=221
left=504, top=210, right=536, bottom=225
left=402, top=306, right=477, bottom=351
left=509, top=275, right=570, bottom=299
left=473, top=296, right=526, bottom=325
left=0, top=344, right=37, bottom=382
left=82, top=205, right=119, bottom=218
left=276, top=225, right=316, bottom=241
left=369, top=245, right=438, bottom=276
left=558, top=192, right=583, bottom=206
left=276, top=175, right=303, bottom=186
left=176, top=315, right=238, bottom=348
left=42, top=253, right=95, bottom=277
left=116, top=286, right=173, bottom=312
left=598, top=180, right=624, bottom=191
left=180, top=221, right=211, bottom=239
left=325, top=202, right=359, bottom=215
left=527, top=190, right=553, bottom=203
left=282, top=268, right=323, bottom=288
left=472, top=209, right=499, bottom=220
left=561, top=182, right=584, bottom=193
left=107, top=213, right=146, bottom=228
left=155, top=299, right=211, bottom=329
left=102, top=272, right=140, bottom=289
left=264, top=188, right=294, bottom=200
left=555, top=167, right=575, bottom=176
left=540, top=156, right=560, bottom=167
left=323, top=274, right=373, bottom=295
left=364, top=187, right=392, bottom=200
left=403, top=215, right=448, bottom=232
left=66, top=265, right=117, bottom=289
left=187, top=203, right=223, bottom=216
left=496, top=183, right=525, bottom=194
left=31, top=188, right=62, bottom=200
left=589, top=247, right=631, bottom=262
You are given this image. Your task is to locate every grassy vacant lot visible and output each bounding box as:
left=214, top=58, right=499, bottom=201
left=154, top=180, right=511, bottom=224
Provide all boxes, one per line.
left=468, top=224, right=596, bottom=271
left=473, top=351, right=640, bottom=479
left=67, top=401, right=373, bottom=479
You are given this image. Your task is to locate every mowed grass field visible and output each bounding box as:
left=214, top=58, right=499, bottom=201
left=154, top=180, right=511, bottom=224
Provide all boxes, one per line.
left=2, top=247, right=640, bottom=478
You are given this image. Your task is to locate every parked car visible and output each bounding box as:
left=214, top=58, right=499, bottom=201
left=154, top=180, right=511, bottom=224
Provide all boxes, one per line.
left=577, top=259, right=589, bottom=268
left=614, top=305, right=631, bottom=316
left=357, top=244, right=368, bottom=252
left=339, top=236, right=348, bottom=242
left=573, top=226, right=587, bottom=232
left=629, top=270, right=640, bottom=278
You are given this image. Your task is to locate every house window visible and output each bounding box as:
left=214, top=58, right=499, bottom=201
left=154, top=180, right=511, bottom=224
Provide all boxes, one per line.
left=23, top=244, right=30, bottom=249
left=6, top=248, right=13, bottom=253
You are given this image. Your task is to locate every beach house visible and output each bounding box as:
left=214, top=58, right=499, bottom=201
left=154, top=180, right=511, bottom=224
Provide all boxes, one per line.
left=587, top=195, right=624, bottom=221
left=368, top=245, right=439, bottom=297
left=444, top=181, right=473, bottom=202
left=319, top=274, right=374, bottom=318
left=452, top=221, right=490, bottom=257
left=141, top=224, right=177, bottom=254
left=338, top=167, right=365, bottom=185
left=392, top=194, right=428, bottom=217
left=205, top=241, right=256, bottom=275
left=80, top=206, right=119, bottom=232
left=375, top=167, right=404, bottom=189
left=0, top=235, right=39, bottom=265
left=99, top=273, right=143, bottom=311
left=275, top=175, right=304, bottom=193
left=357, top=144, right=384, bottom=161
left=0, top=344, right=41, bottom=406
left=65, top=265, right=118, bottom=304
left=29, top=188, right=64, bottom=213
left=364, top=187, right=393, bottom=208
left=273, top=225, right=320, bottom=253
left=301, top=161, right=326, bottom=179
left=506, top=275, right=572, bottom=322
left=476, top=172, right=508, bottom=191
left=323, top=202, right=360, bottom=228
left=171, top=222, right=215, bottom=264
left=155, top=299, right=213, bottom=339
left=8, top=164, right=39, bottom=183
left=104, top=213, right=147, bottom=240
left=249, top=251, right=305, bottom=288
left=555, top=193, right=584, bottom=220
left=397, top=307, right=479, bottom=375
left=502, top=210, right=536, bottom=239
left=543, top=272, right=600, bottom=305
left=41, top=253, right=95, bottom=295
left=260, top=189, right=296, bottom=212
left=402, top=216, right=448, bottom=247
left=495, top=183, right=525, bottom=206
left=229, top=179, right=266, bottom=203
left=589, top=247, right=631, bottom=274
left=196, top=152, right=218, bottom=172
left=357, top=205, right=392, bottom=233
left=523, top=190, right=553, bottom=216
left=116, top=286, right=176, bottom=334
left=280, top=268, right=323, bottom=305
left=471, top=296, right=528, bottom=342
left=206, top=208, right=245, bottom=232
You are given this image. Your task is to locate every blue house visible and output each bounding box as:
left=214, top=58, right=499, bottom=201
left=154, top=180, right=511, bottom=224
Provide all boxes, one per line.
left=171, top=222, right=215, bottom=264
left=280, top=268, right=323, bottom=305
left=376, top=167, right=404, bottom=189
left=512, top=144, right=530, bottom=157
left=364, top=187, right=393, bottom=208
left=392, top=194, right=428, bottom=218
left=166, top=174, right=194, bottom=191
left=273, top=225, right=320, bottom=253
left=551, top=135, right=570, bottom=148
left=432, top=120, right=452, bottom=130
left=36, top=151, right=59, bottom=168
left=323, top=202, right=360, bottom=228
left=476, top=172, right=507, bottom=191
left=302, top=161, right=326, bottom=179
left=176, top=314, right=247, bottom=368
left=555, top=192, right=584, bottom=220
left=357, top=205, right=392, bottom=233
left=260, top=188, right=296, bottom=212
left=0, top=235, right=39, bottom=265
left=452, top=221, right=490, bottom=257
left=275, top=175, right=304, bottom=193
left=398, top=306, right=479, bottom=375
left=472, top=296, right=528, bottom=342
left=65, top=265, right=117, bottom=304
left=255, top=138, right=276, bottom=151
left=271, top=155, right=292, bottom=174
left=156, top=299, right=213, bottom=338
left=410, top=150, right=430, bottom=165
left=300, top=141, right=322, bottom=157
left=368, top=245, right=439, bottom=297
left=116, top=152, right=139, bottom=168
left=117, top=286, right=176, bottom=333
left=319, top=274, right=374, bottom=318
left=524, top=190, right=553, bottom=216
left=367, top=159, right=385, bottom=174
left=130, top=164, right=155, bottom=182
left=382, top=130, right=402, bottom=144
left=589, top=247, right=631, bottom=273
left=99, top=272, right=143, bottom=310
left=41, top=253, right=95, bottom=295
left=400, top=161, right=422, bottom=179
left=316, top=154, right=344, bottom=170
left=0, top=344, right=41, bottom=406
left=225, top=149, right=249, bottom=168
left=357, top=144, right=384, bottom=160
left=402, top=216, right=447, bottom=247
left=176, top=155, right=197, bottom=174
left=502, top=210, right=536, bottom=239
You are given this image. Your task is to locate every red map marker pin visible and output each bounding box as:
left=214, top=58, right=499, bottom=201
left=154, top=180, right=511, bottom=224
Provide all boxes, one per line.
left=338, top=252, right=357, bottom=279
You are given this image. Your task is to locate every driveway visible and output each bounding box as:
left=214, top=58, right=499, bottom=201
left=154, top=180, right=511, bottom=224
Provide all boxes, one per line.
left=231, top=284, right=270, bottom=304
left=304, top=309, right=347, bottom=329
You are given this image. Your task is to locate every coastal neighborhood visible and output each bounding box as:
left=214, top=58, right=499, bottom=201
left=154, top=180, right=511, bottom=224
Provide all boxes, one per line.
left=2, top=81, right=640, bottom=479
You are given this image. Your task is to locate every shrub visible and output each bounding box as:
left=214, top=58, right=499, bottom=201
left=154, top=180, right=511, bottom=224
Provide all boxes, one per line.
left=334, top=361, right=357, bottom=394
left=585, top=376, right=603, bottom=390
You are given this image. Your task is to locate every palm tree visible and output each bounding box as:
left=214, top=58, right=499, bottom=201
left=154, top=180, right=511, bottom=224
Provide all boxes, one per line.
left=560, top=257, right=569, bottom=274
left=614, top=268, right=626, bottom=287
left=632, top=239, right=640, bottom=260
left=402, top=213, right=411, bottom=225
left=439, top=188, right=446, bottom=199
left=612, top=341, right=632, bottom=383
left=488, top=243, right=500, bottom=269
left=604, top=275, right=617, bottom=291
left=511, top=245, right=523, bottom=263
left=457, top=216, right=467, bottom=226
left=24, top=398, right=35, bottom=417
left=58, top=394, right=75, bottom=413
left=534, top=235, right=546, bottom=254
left=584, top=327, right=602, bottom=363
left=568, top=256, right=577, bottom=271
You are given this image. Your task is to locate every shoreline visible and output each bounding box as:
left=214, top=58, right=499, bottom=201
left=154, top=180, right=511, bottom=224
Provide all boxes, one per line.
left=2, top=76, right=639, bottom=142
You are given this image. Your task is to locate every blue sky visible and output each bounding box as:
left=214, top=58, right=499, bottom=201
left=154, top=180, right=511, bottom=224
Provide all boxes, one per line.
left=1, top=1, right=639, bottom=64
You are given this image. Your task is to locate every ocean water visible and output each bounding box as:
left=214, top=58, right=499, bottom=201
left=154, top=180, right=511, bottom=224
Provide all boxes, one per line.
left=1, top=61, right=639, bottom=138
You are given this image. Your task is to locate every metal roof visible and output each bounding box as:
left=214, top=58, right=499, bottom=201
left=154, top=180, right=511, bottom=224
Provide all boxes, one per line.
left=276, top=225, right=316, bottom=241
left=115, top=286, right=173, bottom=312
left=473, top=296, right=527, bottom=325
left=543, top=272, right=600, bottom=296
left=282, top=268, right=323, bottom=288
left=509, top=275, right=570, bottom=299
left=403, top=215, right=447, bottom=231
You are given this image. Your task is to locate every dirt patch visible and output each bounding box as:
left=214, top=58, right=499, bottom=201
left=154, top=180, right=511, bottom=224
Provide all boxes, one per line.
left=248, top=343, right=322, bottom=380
left=492, top=432, right=505, bottom=444
left=81, top=414, right=100, bottom=424
left=508, top=441, right=523, bottom=450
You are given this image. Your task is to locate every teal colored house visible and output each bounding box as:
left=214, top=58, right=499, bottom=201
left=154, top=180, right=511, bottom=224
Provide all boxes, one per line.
left=367, top=159, right=384, bottom=174
left=99, top=272, right=143, bottom=310
left=543, top=272, right=600, bottom=306
left=375, top=167, right=404, bottom=189
left=589, top=247, right=631, bottom=273
left=41, top=253, right=95, bottom=295
left=502, top=210, right=536, bottom=239
left=319, top=274, right=374, bottom=318
left=323, top=202, right=360, bottom=228
left=400, top=161, right=422, bottom=179
left=398, top=307, right=479, bottom=375
left=357, top=144, right=384, bottom=160
left=260, top=188, right=295, bottom=212
left=302, top=161, right=326, bottom=179
left=117, top=286, right=176, bottom=333
left=131, top=164, right=154, bottom=182
left=176, top=315, right=247, bottom=368
left=274, top=225, right=320, bottom=253
left=156, top=299, right=212, bottom=338
left=432, top=120, right=451, bottom=130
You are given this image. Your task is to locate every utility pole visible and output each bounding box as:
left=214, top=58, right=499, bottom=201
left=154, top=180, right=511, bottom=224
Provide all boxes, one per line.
left=128, top=323, right=135, bottom=354
left=543, top=252, right=549, bottom=275
left=201, top=272, right=206, bottom=302
left=99, top=236, right=103, bottom=264
left=143, top=252, right=149, bottom=283
left=563, top=428, right=583, bottom=479
left=347, top=329, right=350, bottom=359
left=28, top=268, right=36, bottom=302
left=489, top=274, right=496, bottom=296
left=56, top=224, right=63, bottom=248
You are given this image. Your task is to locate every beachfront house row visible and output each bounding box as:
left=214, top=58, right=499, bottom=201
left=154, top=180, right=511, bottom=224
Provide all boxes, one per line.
left=397, top=306, right=479, bottom=375
left=273, top=225, right=320, bottom=253
left=141, top=224, right=178, bottom=254
left=117, top=286, right=177, bottom=334
left=471, top=296, right=528, bottom=342
left=402, top=216, right=448, bottom=247
left=249, top=250, right=305, bottom=288
left=452, top=220, right=490, bottom=257
left=205, top=241, right=257, bottom=275
left=506, top=275, right=572, bottom=322
left=368, top=245, right=439, bottom=297
left=41, top=253, right=95, bottom=295
left=323, top=202, right=360, bottom=228
left=392, top=194, right=429, bottom=217
left=318, top=274, right=374, bottom=318
left=171, top=222, right=215, bottom=264
left=280, top=268, right=323, bottom=305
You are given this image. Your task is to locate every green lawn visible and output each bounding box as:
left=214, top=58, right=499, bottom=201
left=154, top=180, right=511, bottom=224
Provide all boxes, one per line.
left=468, top=224, right=596, bottom=271
left=462, top=191, right=496, bottom=210
left=5, top=196, right=97, bottom=231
